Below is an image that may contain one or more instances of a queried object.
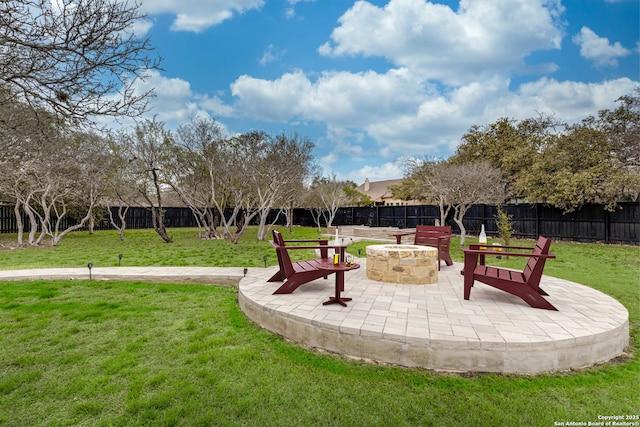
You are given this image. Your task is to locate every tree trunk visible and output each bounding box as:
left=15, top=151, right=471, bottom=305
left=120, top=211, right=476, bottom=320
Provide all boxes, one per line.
left=107, top=204, right=128, bottom=241
left=453, top=205, right=467, bottom=246
left=453, top=216, right=466, bottom=246
left=118, top=207, right=127, bottom=241
left=288, top=202, right=294, bottom=232
left=151, top=206, right=172, bottom=243
left=88, top=212, right=95, bottom=235
left=148, top=169, right=172, bottom=243
left=14, top=200, right=24, bottom=247
left=310, top=208, right=323, bottom=233
left=23, top=200, right=41, bottom=246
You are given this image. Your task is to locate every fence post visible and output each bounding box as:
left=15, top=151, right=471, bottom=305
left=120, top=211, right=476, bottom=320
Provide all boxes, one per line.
left=482, top=204, right=487, bottom=234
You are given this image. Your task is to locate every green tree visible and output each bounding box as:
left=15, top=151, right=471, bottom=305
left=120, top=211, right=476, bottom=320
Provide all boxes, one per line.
left=521, top=93, right=640, bottom=212
left=494, top=204, right=514, bottom=247
left=452, top=114, right=560, bottom=202
left=346, top=184, right=373, bottom=207
left=451, top=91, right=640, bottom=211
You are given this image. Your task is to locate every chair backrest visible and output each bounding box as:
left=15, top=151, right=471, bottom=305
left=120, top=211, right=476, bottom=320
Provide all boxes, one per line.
left=414, top=225, right=451, bottom=248
left=523, top=236, right=552, bottom=289
left=272, top=230, right=295, bottom=278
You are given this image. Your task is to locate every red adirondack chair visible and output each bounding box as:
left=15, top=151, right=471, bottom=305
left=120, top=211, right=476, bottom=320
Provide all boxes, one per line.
left=393, top=225, right=453, bottom=270
left=268, top=230, right=345, bottom=294
left=461, top=235, right=558, bottom=310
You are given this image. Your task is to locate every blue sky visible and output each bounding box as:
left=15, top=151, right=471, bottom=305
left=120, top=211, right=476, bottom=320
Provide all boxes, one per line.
left=129, top=0, right=639, bottom=185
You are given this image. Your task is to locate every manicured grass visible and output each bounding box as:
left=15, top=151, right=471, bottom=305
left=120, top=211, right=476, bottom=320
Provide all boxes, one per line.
left=0, top=228, right=638, bottom=426
left=0, top=227, right=324, bottom=270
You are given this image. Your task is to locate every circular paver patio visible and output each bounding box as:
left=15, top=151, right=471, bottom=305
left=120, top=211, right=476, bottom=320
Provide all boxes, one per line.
left=238, top=260, right=629, bottom=374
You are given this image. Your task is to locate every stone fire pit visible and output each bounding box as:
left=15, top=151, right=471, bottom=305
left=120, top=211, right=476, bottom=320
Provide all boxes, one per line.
left=366, top=244, right=438, bottom=285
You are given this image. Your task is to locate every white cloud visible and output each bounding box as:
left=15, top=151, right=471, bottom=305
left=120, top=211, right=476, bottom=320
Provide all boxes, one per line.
left=197, top=94, right=236, bottom=118
left=231, top=68, right=425, bottom=125
left=228, top=63, right=638, bottom=162
left=319, top=0, right=564, bottom=85
left=230, top=71, right=313, bottom=121
left=130, top=18, right=154, bottom=36
left=319, top=151, right=338, bottom=167
left=259, top=44, right=286, bottom=65
left=135, top=72, right=201, bottom=124
left=117, top=71, right=232, bottom=129
left=515, top=77, right=637, bottom=119
left=572, top=26, right=631, bottom=67
left=345, top=161, right=405, bottom=184
left=285, top=0, right=315, bottom=19
left=140, top=0, right=264, bottom=32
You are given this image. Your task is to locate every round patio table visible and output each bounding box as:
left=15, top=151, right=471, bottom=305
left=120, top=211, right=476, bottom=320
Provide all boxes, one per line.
left=316, top=261, right=361, bottom=307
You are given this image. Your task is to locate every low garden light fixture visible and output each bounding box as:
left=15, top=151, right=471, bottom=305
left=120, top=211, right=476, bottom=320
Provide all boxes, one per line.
left=243, top=267, right=248, bottom=277
left=118, top=254, right=123, bottom=266
left=263, top=255, right=267, bottom=268
left=87, top=262, right=93, bottom=280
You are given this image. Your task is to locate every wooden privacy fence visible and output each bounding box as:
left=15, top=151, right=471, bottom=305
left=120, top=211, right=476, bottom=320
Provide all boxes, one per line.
left=0, top=203, right=637, bottom=245
left=330, top=203, right=639, bottom=245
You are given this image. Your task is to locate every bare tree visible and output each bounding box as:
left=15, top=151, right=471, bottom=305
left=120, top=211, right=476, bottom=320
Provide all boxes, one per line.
left=253, top=133, right=315, bottom=241
left=440, top=162, right=507, bottom=245
left=0, top=109, right=110, bottom=246
left=170, top=116, right=227, bottom=240
left=171, top=129, right=315, bottom=244
left=305, top=175, right=358, bottom=229
left=219, top=131, right=267, bottom=243
left=118, top=119, right=173, bottom=243
left=105, top=197, right=131, bottom=241
left=301, top=189, right=325, bottom=233
left=34, top=139, right=102, bottom=246
left=102, top=137, right=140, bottom=240
left=0, top=0, right=160, bottom=121
left=402, top=158, right=453, bottom=226
left=171, top=130, right=251, bottom=244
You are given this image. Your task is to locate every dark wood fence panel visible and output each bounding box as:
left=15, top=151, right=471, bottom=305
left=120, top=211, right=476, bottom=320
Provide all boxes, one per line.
left=0, top=203, right=637, bottom=245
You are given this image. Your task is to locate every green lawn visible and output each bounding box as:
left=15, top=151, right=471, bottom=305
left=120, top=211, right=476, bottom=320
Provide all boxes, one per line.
left=0, top=228, right=638, bottom=426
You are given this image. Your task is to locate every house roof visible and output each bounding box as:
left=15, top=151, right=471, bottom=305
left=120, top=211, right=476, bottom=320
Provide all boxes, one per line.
left=356, top=178, right=403, bottom=201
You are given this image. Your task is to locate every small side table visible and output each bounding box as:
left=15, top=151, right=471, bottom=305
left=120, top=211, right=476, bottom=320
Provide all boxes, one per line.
left=317, top=261, right=361, bottom=307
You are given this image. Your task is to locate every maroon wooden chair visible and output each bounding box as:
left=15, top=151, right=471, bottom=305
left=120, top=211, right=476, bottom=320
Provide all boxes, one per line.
left=393, top=225, right=453, bottom=270
left=461, top=235, right=557, bottom=310
left=268, top=230, right=345, bottom=295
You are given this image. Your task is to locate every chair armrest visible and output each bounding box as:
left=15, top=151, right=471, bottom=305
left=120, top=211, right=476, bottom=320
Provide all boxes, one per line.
left=418, top=232, right=452, bottom=239
left=468, top=243, right=536, bottom=251
left=274, top=244, right=347, bottom=251
left=392, top=232, right=416, bottom=237
left=280, top=239, right=329, bottom=244
left=462, top=248, right=556, bottom=259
